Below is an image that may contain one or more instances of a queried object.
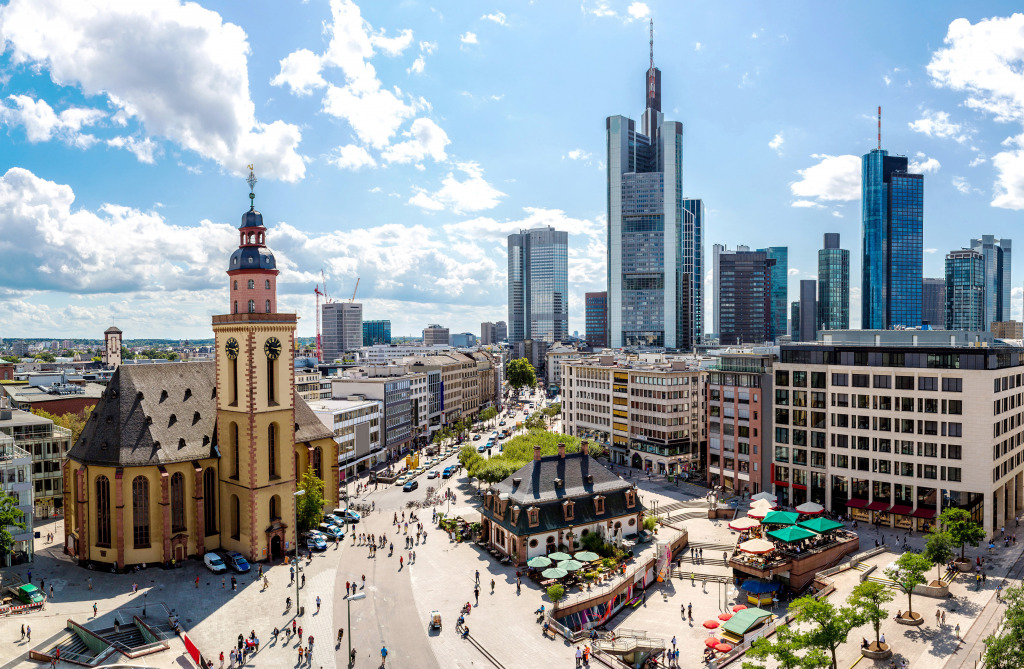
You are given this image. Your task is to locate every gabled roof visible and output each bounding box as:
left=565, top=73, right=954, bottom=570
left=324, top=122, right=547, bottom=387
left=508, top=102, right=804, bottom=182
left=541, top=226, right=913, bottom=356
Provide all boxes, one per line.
left=491, top=452, right=632, bottom=505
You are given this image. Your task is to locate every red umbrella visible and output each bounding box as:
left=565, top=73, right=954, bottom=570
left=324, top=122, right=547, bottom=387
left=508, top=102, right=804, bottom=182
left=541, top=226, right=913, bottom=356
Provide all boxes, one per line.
left=704, top=637, right=721, bottom=648
left=702, top=620, right=720, bottom=629
left=715, top=643, right=733, bottom=653
left=732, top=605, right=747, bottom=612
left=718, top=612, right=733, bottom=621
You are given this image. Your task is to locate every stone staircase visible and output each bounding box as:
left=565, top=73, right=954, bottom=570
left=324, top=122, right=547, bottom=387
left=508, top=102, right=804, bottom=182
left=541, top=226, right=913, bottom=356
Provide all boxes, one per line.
left=46, top=631, right=101, bottom=664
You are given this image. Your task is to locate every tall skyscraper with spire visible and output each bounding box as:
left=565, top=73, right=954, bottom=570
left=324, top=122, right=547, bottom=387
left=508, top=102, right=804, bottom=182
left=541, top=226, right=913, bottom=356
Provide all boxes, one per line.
left=606, top=21, right=701, bottom=349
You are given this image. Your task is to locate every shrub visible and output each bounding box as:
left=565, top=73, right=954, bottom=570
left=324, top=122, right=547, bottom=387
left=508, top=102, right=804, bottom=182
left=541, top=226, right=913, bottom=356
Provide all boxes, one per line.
left=643, top=516, right=658, bottom=532
left=547, top=584, right=565, bottom=602
left=601, top=558, right=617, bottom=570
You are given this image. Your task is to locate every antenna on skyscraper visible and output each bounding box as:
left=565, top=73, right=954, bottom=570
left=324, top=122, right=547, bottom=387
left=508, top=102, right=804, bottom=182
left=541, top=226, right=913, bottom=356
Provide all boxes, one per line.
left=649, top=18, right=654, bottom=70
left=877, top=106, right=882, bottom=150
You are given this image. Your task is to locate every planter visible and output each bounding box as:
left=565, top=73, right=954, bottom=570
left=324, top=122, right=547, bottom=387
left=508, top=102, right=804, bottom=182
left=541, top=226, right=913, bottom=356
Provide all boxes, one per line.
left=955, top=559, right=974, bottom=573
left=896, top=612, right=924, bottom=626
left=861, top=642, right=892, bottom=660
left=914, top=582, right=950, bottom=598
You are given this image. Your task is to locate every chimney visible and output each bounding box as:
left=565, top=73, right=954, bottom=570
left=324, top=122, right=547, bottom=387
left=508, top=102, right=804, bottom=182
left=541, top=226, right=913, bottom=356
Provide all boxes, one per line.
left=534, top=445, right=542, bottom=461
left=581, top=440, right=589, bottom=456
left=558, top=443, right=566, bottom=459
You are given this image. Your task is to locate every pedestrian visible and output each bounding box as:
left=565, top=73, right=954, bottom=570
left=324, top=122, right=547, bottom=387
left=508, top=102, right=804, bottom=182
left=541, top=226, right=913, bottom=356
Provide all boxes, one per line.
left=942, top=610, right=946, bottom=625
left=26, top=625, right=30, bottom=641
left=362, top=574, right=366, bottom=589
left=671, top=635, right=677, bottom=649
left=20, top=624, right=24, bottom=640
left=195, top=575, right=200, bottom=588
left=475, top=569, right=480, bottom=585
left=316, top=595, right=321, bottom=613
left=298, top=646, right=304, bottom=663
left=381, top=645, right=388, bottom=665
left=491, top=578, right=495, bottom=593
left=880, top=632, right=885, bottom=645
left=474, top=586, right=480, bottom=603
left=935, top=609, right=941, bottom=625
left=400, top=555, right=404, bottom=569
left=955, top=623, right=961, bottom=640
left=232, top=576, right=237, bottom=591
left=576, top=646, right=583, bottom=667
left=93, top=603, right=98, bottom=617
left=219, top=651, right=224, bottom=668
left=229, top=649, right=236, bottom=668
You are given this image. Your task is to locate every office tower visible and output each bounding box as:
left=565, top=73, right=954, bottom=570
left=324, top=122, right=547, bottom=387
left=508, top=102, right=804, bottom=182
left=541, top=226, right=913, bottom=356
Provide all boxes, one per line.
left=713, top=244, right=750, bottom=336
left=945, top=249, right=985, bottom=330
left=715, top=247, right=775, bottom=345
left=507, top=226, right=569, bottom=344
left=970, top=236, right=1012, bottom=328
left=481, top=322, right=496, bottom=345
left=799, top=280, right=817, bottom=342
left=861, top=138, right=924, bottom=329
left=422, top=324, right=450, bottom=346
left=607, top=26, right=699, bottom=349
left=450, top=332, right=477, bottom=347
left=992, top=321, right=1023, bottom=339
left=322, top=302, right=363, bottom=360
left=816, top=234, right=850, bottom=331
left=790, top=302, right=801, bottom=341
left=495, top=321, right=507, bottom=342
left=757, top=247, right=788, bottom=341
left=921, top=278, right=945, bottom=328
left=585, top=292, right=609, bottom=348
left=362, top=319, right=391, bottom=346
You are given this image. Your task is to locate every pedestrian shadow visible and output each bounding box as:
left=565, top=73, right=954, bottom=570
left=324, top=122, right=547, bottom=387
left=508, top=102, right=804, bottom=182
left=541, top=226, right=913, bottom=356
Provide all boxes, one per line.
left=902, top=624, right=961, bottom=657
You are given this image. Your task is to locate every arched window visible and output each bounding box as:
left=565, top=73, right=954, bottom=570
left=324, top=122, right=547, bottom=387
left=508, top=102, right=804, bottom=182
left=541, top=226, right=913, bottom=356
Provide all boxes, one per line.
left=234, top=301, right=238, bottom=314
left=265, top=279, right=270, bottom=289
left=265, top=300, right=271, bottom=313
left=230, top=495, right=240, bottom=539
left=270, top=495, right=280, bottom=522
left=312, top=446, right=323, bottom=480
left=247, top=279, right=255, bottom=289
left=203, top=467, right=217, bottom=534
left=267, top=357, right=276, bottom=404
left=247, top=233, right=254, bottom=243
left=170, top=472, right=185, bottom=531
left=233, top=280, right=238, bottom=290
left=248, top=300, right=255, bottom=313
left=268, top=423, right=278, bottom=478
left=132, top=476, right=150, bottom=548
left=96, top=476, right=111, bottom=547
left=231, top=422, right=240, bottom=478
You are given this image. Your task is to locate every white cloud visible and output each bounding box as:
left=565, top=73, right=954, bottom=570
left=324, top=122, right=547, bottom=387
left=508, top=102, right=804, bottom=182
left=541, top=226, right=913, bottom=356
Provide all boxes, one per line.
left=565, top=149, right=593, bottom=161
left=787, top=268, right=800, bottom=276
left=270, top=49, right=326, bottom=96
left=909, top=152, right=941, bottom=174
left=0, top=95, right=105, bottom=145
left=381, top=118, right=450, bottom=164
left=831, top=211, right=843, bottom=218
left=408, top=56, right=426, bottom=75
left=992, top=139, right=1024, bottom=209
left=368, top=28, right=414, bottom=56
left=791, top=200, right=825, bottom=209
left=461, top=32, right=479, bottom=45
left=951, top=176, right=970, bottom=195
left=768, top=132, right=784, bottom=154
left=0, top=0, right=306, bottom=181
left=327, top=144, right=377, bottom=170
left=790, top=154, right=861, bottom=202
left=582, top=0, right=648, bottom=22
left=925, top=248, right=938, bottom=254
left=883, top=75, right=892, bottom=86
left=106, top=136, right=159, bottom=164
left=627, top=2, right=650, bottom=20
left=322, top=85, right=420, bottom=149
left=907, top=109, right=968, bottom=143
left=408, top=162, right=505, bottom=214
left=481, top=12, right=507, bottom=25
left=419, top=41, right=438, bottom=54
left=970, top=154, right=987, bottom=167
left=695, top=42, right=703, bottom=51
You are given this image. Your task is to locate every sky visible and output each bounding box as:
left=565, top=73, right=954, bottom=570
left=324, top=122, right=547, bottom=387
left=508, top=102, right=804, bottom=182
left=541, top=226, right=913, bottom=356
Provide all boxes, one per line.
left=0, top=1, right=1022, bottom=340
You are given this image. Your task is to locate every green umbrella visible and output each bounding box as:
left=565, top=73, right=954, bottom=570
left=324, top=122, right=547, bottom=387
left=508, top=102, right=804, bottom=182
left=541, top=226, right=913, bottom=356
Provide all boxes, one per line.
left=527, top=556, right=553, bottom=568
left=559, top=559, right=584, bottom=571
left=574, top=551, right=600, bottom=562
left=542, top=567, right=568, bottom=579
left=797, top=517, right=845, bottom=534
left=547, top=552, right=573, bottom=561
left=760, top=510, right=800, bottom=526
left=766, top=526, right=817, bottom=543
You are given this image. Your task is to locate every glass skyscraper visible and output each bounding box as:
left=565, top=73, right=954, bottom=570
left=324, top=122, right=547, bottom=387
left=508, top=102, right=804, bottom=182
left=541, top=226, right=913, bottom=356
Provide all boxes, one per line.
left=507, top=226, right=568, bottom=344
left=362, top=319, right=391, bottom=346
left=817, top=233, right=850, bottom=331
left=861, top=149, right=924, bottom=329
left=757, top=246, right=788, bottom=340
left=585, top=292, right=608, bottom=348
left=970, top=235, right=1011, bottom=328
left=921, top=278, right=945, bottom=328
left=714, top=246, right=775, bottom=345
left=945, top=249, right=985, bottom=331
left=606, top=34, right=701, bottom=349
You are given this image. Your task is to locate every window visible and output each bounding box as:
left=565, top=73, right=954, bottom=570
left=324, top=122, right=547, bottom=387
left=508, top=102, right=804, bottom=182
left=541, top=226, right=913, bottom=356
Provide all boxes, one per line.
left=171, top=472, right=186, bottom=531
left=265, top=279, right=271, bottom=289
left=563, top=500, right=575, bottom=521
left=792, top=371, right=807, bottom=387
left=312, top=446, right=323, bottom=480
left=626, top=490, right=636, bottom=508
left=268, top=424, right=278, bottom=478
left=248, top=279, right=255, bottom=289
left=946, top=444, right=962, bottom=460
left=233, top=280, right=238, bottom=290
left=946, top=467, right=962, bottom=482
left=248, top=299, right=255, bottom=313
left=775, top=446, right=789, bottom=463
left=873, top=375, right=891, bottom=389
left=234, top=301, right=238, bottom=314
left=942, top=378, right=962, bottom=392
left=775, top=427, right=789, bottom=444
left=948, top=422, right=962, bottom=437
left=231, top=422, right=240, bottom=478
left=831, top=373, right=848, bottom=386
left=946, top=400, right=962, bottom=415
left=922, top=465, right=937, bottom=479
left=528, top=507, right=539, bottom=527
left=775, top=409, right=789, bottom=425
left=775, top=370, right=789, bottom=386
left=270, top=495, right=280, bottom=522
left=594, top=496, right=605, bottom=515
left=230, top=495, right=240, bottom=539
left=132, top=476, right=150, bottom=548
left=896, top=376, right=914, bottom=390
left=919, top=443, right=938, bottom=457
left=918, top=377, right=938, bottom=391
left=203, top=467, right=217, bottom=534
left=96, top=476, right=111, bottom=547
left=852, top=374, right=869, bottom=388
left=775, top=389, right=789, bottom=406
left=811, top=372, right=826, bottom=389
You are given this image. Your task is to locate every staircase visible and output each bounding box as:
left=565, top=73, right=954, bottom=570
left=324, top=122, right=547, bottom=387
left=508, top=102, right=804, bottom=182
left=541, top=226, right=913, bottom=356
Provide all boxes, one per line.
left=97, top=623, right=147, bottom=650
left=46, top=632, right=100, bottom=665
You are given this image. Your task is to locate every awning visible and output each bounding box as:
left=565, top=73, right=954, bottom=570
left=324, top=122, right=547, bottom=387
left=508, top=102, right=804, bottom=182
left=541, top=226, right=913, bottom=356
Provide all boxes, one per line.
left=845, top=499, right=868, bottom=508
left=889, top=505, right=914, bottom=516
left=912, top=508, right=936, bottom=519
left=866, top=502, right=890, bottom=512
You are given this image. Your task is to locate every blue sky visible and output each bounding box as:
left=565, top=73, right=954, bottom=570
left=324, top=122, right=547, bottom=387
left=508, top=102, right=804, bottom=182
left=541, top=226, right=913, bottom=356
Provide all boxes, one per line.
left=0, top=1, right=1022, bottom=339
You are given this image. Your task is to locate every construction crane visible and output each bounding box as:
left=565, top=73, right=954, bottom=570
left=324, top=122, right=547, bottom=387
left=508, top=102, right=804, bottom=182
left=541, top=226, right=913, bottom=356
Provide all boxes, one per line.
left=321, top=269, right=332, bottom=303
left=314, top=284, right=325, bottom=363
left=349, top=277, right=360, bottom=303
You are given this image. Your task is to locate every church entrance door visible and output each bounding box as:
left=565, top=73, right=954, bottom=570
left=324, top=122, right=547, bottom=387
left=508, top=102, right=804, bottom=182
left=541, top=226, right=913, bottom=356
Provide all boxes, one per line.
left=271, top=535, right=282, bottom=559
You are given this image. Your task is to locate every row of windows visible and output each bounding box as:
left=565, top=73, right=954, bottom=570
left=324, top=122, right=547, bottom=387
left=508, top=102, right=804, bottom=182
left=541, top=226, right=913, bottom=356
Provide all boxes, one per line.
left=826, top=455, right=962, bottom=482
left=233, top=279, right=271, bottom=290
left=234, top=299, right=272, bottom=314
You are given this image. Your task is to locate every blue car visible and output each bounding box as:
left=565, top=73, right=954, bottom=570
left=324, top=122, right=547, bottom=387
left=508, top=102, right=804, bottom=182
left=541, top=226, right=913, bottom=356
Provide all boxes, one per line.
left=319, top=523, right=345, bottom=539
left=442, top=466, right=455, bottom=479
left=306, top=533, right=328, bottom=551
left=223, top=551, right=250, bottom=573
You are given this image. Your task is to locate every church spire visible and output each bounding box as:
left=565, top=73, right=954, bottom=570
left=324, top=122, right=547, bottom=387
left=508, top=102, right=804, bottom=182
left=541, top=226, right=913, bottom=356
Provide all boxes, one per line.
left=246, top=164, right=257, bottom=211
left=642, top=19, right=661, bottom=137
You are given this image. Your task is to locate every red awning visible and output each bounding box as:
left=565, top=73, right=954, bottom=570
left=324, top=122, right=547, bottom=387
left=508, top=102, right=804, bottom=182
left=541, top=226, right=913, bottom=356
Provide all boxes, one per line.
left=845, top=499, right=868, bottom=508
left=889, top=505, right=914, bottom=516
left=866, top=502, right=891, bottom=512
left=912, top=508, right=936, bottom=519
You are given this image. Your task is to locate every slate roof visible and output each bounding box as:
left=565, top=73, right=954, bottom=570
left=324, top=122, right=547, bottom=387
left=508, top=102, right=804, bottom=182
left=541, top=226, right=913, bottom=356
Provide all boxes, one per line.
left=68, top=361, right=332, bottom=467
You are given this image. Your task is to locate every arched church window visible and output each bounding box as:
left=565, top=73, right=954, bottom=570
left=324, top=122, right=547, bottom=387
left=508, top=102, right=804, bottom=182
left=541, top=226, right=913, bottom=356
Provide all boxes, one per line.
left=170, top=472, right=185, bottom=531
left=265, top=300, right=271, bottom=313
left=234, top=301, right=238, bottom=314
left=233, top=280, right=238, bottom=290
left=203, top=467, right=217, bottom=534
left=312, top=446, right=323, bottom=480
left=248, top=279, right=255, bottom=289
left=132, top=476, right=150, bottom=548
left=96, top=476, right=111, bottom=547
left=268, top=423, right=278, bottom=478
left=265, top=279, right=270, bottom=289
left=248, top=300, right=255, bottom=313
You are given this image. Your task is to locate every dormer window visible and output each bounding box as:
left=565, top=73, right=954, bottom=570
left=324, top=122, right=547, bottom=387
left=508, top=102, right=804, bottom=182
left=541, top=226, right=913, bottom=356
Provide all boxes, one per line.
left=512, top=506, right=521, bottom=524
left=528, top=506, right=540, bottom=528
left=594, top=495, right=606, bottom=515
left=626, top=489, right=636, bottom=509
left=563, top=500, right=575, bottom=522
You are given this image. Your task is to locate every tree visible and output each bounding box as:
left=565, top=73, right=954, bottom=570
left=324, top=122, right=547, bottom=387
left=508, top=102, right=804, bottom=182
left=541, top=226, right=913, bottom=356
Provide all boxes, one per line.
left=884, top=552, right=931, bottom=617
left=940, top=507, right=985, bottom=560
left=1, top=355, right=19, bottom=363
left=479, top=407, right=498, bottom=426
left=743, top=624, right=824, bottom=669
left=848, top=581, right=895, bottom=648
left=0, top=490, right=26, bottom=559
left=32, top=406, right=94, bottom=446
left=295, top=467, right=326, bottom=532
left=34, top=352, right=56, bottom=363
left=506, top=358, right=537, bottom=391
left=91, top=356, right=103, bottom=363
left=788, top=595, right=865, bottom=669
left=922, top=531, right=955, bottom=583
left=546, top=583, right=565, bottom=603
left=983, top=583, right=1024, bottom=669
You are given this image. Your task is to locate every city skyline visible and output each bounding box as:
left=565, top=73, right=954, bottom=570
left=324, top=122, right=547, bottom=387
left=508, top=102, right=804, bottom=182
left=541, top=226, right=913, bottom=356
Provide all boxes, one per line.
left=0, top=2, right=1023, bottom=338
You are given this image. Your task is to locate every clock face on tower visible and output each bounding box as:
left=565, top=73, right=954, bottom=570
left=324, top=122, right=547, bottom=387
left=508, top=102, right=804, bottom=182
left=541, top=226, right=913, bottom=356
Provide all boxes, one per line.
left=225, top=337, right=239, bottom=360
left=263, top=337, right=282, bottom=360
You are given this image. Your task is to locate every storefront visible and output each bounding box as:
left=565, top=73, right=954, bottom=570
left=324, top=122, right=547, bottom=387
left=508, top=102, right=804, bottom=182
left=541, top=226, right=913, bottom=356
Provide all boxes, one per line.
left=912, top=508, right=936, bottom=532
left=845, top=498, right=870, bottom=523
left=889, top=505, right=914, bottom=530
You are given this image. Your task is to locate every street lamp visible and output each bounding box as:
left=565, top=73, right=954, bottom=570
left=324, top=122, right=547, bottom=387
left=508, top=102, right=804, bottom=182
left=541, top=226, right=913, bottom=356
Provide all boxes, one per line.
left=347, top=592, right=365, bottom=665
left=143, top=591, right=147, bottom=617
left=294, top=489, right=305, bottom=616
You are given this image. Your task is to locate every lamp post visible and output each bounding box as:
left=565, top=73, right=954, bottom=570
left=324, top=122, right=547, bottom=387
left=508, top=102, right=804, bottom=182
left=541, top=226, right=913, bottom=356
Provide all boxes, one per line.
left=294, top=489, right=305, bottom=616
left=143, top=591, right=147, bottom=617
left=347, top=592, right=365, bottom=665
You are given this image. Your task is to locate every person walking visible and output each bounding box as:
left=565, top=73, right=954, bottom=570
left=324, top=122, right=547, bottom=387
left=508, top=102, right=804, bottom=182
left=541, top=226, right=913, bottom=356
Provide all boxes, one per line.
left=935, top=609, right=941, bottom=625
left=490, top=579, right=495, bottom=594
left=316, top=596, right=321, bottom=613
left=93, top=603, right=98, bottom=617
left=475, top=569, right=480, bottom=585
left=955, top=623, right=961, bottom=640
left=381, top=645, right=388, bottom=665
left=942, top=610, right=946, bottom=625
left=576, top=646, right=583, bottom=667
left=474, top=585, right=480, bottom=604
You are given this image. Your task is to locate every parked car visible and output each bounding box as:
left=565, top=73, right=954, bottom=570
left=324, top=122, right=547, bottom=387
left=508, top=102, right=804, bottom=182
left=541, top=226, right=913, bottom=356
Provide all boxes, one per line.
left=472, top=434, right=481, bottom=441
left=498, top=421, right=506, bottom=426
left=442, top=466, right=455, bottom=479
left=477, top=445, right=487, bottom=453
left=223, top=551, right=250, bottom=573
left=204, top=553, right=228, bottom=573
left=319, top=523, right=344, bottom=539
left=306, top=533, right=328, bottom=551
left=332, top=508, right=361, bottom=523
left=427, top=470, right=439, bottom=479
left=403, top=480, right=419, bottom=492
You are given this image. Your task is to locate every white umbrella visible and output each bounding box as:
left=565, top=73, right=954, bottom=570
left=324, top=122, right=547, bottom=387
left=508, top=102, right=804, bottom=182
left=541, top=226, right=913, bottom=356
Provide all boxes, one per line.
left=795, top=501, right=824, bottom=515
left=750, top=499, right=775, bottom=511
left=729, top=517, right=761, bottom=531
left=738, top=538, right=775, bottom=555
left=751, top=492, right=778, bottom=503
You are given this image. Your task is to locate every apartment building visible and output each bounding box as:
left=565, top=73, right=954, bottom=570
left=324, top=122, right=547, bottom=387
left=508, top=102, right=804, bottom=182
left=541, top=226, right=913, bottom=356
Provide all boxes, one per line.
left=331, top=373, right=415, bottom=460
left=561, top=354, right=705, bottom=476
left=774, top=330, right=1023, bottom=536
left=0, top=407, right=72, bottom=519
left=295, top=368, right=328, bottom=402
left=309, top=396, right=382, bottom=481
left=404, top=353, right=479, bottom=426
left=0, top=428, right=33, bottom=564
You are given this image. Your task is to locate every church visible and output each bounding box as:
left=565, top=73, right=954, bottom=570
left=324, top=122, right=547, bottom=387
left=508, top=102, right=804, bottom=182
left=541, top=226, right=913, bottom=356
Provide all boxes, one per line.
left=62, top=174, right=339, bottom=568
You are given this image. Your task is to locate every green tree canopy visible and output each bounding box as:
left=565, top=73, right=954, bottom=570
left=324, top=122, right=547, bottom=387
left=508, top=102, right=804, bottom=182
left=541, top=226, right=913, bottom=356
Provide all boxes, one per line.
left=922, top=530, right=955, bottom=582
left=295, top=467, right=326, bottom=533
left=33, top=352, right=56, bottom=362
left=479, top=407, right=498, bottom=425
left=848, top=581, right=895, bottom=647
left=0, top=491, right=26, bottom=559
left=788, top=595, right=865, bottom=669
left=939, top=507, right=986, bottom=560
left=32, top=406, right=94, bottom=446
left=884, top=552, right=932, bottom=615
left=743, top=624, right=825, bottom=669
left=506, top=358, right=537, bottom=391
left=1, top=355, right=20, bottom=363
left=463, top=429, right=586, bottom=482
left=984, top=583, right=1024, bottom=669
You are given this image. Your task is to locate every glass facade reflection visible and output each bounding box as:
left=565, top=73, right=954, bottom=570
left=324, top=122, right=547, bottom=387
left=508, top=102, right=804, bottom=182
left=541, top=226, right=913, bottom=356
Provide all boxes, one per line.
left=970, top=235, right=1011, bottom=328
left=507, top=227, right=568, bottom=344
left=817, top=233, right=850, bottom=330
left=945, top=249, right=985, bottom=330
left=758, top=246, right=788, bottom=340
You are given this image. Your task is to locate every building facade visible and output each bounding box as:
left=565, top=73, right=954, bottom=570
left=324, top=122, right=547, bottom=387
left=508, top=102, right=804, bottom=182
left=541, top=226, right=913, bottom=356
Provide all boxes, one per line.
left=922, top=278, right=946, bottom=329
left=585, top=292, right=609, bottom=348
left=508, top=226, right=569, bottom=344
left=295, top=368, right=327, bottom=402
left=422, top=324, right=450, bottom=347
left=758, top=247, right=788, bottom=341
left=817, top=233, right=850, bottom=331
left=481, top=322, right=498, bottom=346
left=309, top=397, right=382, bottom=481
left=992, top=321, right=1024, bottom=339
left=322, top=302, right=363, bottom=360
left=945, top=249, right=985, bottom=331
left=714, top=246, right=775, bottom=345
left=798, top=280, right=817, bottom=343
left=0, top=409, right=72, bottom=518
left=362, top=320, right=391, bottom=346
left=971, top=236, right=1011, bottom=329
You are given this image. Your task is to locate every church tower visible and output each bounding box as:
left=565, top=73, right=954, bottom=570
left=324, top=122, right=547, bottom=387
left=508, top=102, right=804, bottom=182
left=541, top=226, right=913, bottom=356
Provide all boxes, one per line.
left=102, top=326, right=122, bottom=368
left=213, top=168, right=298, bottom=562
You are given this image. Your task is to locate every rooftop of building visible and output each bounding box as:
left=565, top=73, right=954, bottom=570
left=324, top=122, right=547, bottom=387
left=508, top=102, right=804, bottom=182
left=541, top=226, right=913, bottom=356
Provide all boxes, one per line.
left=0, top=407, right=56, bottom=429
left=490, top=450, right=633, bottom=505
left=1, top=382, right=106, bottom=403
left=307, top=397, right=381, bottom=413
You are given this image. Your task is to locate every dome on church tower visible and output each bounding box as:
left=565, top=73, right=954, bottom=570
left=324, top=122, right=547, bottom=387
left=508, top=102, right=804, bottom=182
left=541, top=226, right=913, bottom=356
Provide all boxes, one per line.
left=228, top=245, right=276, bottom=272
left=241, top=208, right=264, bottom=229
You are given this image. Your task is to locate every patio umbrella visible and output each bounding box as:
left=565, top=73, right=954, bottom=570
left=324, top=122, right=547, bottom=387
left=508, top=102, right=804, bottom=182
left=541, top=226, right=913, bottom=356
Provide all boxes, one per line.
left=702, top=620, right=720, bottom=629
left=547, top=552, right=573, bottom=561
left=729, top=517, right=761, bottom=531
left=718, top=612, right=733, bottom=621
left=732, top=605, right=747, bottom=612
left=798, top=517, right=845, bottom=534
left=760, top=510, right=800, bottom=526
left=574, top=551, right=600, bottom=562
left=527, top=556, right=552, bottom=568
left=750, top=492, right=777, bottom=503
left=739, top=579, right=780, bottom=594
left=747, top=506, right=769, bottom=519
left=559, top=559, right=585, bottom=572
left=767, top=526, right=817, bottom=543
left=795, top=501, right=824, bottom=515
left=704, top=637, right=721, bottom=648
left=750, top=498, right=775, bottom=510
left=738, top=538, right=775, bottom=554
left=541, top=567, right=568, bottom=579
left=715, top=643, right=733, bottom=653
